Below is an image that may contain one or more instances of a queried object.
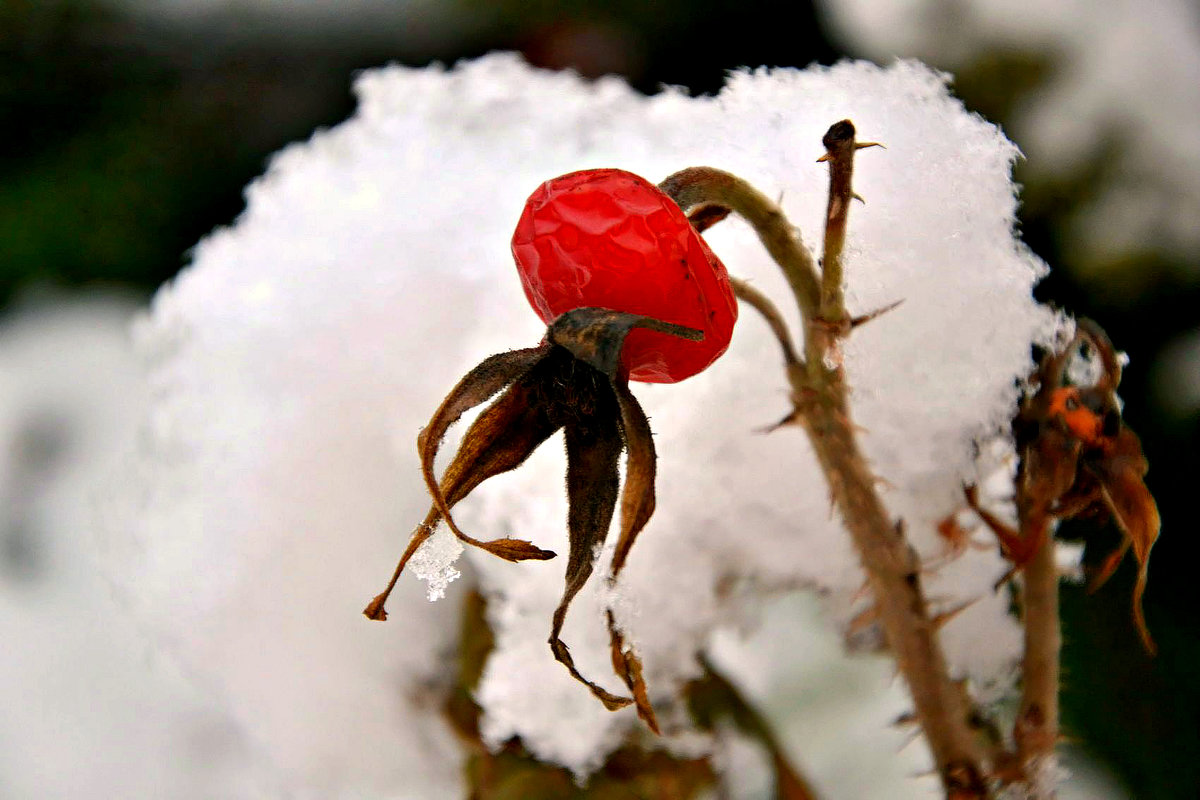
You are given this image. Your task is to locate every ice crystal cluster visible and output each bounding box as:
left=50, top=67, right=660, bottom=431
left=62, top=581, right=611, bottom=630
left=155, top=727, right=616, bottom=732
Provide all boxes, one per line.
left=103, top=55, right=1063, bottom=793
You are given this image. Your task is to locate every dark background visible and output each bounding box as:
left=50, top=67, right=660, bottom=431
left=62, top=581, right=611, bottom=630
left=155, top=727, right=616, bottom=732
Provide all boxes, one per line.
left=4, top=1, right=1196, bottom=796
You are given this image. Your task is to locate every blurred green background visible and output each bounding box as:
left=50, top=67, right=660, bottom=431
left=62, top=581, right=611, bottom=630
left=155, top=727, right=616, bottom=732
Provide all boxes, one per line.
left=4, top=1, right=1196, bottom=796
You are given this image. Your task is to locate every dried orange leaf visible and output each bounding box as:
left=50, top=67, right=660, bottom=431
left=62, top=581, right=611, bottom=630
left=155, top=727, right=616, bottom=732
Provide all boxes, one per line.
left=1095, top=427, right=1160, bottom=654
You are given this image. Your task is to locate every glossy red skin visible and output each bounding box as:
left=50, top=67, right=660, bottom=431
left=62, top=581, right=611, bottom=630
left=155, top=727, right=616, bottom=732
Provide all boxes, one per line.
left=512, top=169, right=737, bottom=383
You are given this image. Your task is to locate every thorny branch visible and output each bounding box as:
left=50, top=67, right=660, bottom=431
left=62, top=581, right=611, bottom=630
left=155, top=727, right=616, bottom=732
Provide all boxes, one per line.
left=662, top=121, right=992, bottom=799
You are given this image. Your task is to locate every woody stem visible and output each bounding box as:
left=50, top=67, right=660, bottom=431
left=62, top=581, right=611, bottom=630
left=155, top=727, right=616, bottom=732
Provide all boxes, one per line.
left=795, top=348, right=990, bottom=798
left=662, top=122, right=992, bottom=798
left=1016, top=531, right=1060, bottom=791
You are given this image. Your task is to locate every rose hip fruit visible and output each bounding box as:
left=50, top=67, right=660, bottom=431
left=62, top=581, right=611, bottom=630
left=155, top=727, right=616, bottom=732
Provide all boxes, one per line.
left=512, top=168, right=737, bottom=383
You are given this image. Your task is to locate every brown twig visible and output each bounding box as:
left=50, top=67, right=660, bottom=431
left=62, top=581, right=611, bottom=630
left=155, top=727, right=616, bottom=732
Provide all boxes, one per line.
left=662, top=121, right=992, bottom=798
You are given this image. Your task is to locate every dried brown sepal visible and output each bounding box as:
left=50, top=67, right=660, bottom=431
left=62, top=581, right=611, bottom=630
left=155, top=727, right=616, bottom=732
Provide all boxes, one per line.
left=606, top=375, right=662, bottom=730
left=417, top=346, right=551, bottom=545
left=476, top=538, right=558, bottom=562
left=548, top=306, right=702, bottom=378
left=365, top=348, right=558, bottom=621
left=363, top=513, right=436, bottom=620
left=416, top=347, right=547, bottom=453
left=548, top=379, right=630, bottom=710
left=610, top=379, right=657, bottom=578
left=541, top=307, right=703, bottom=721
left=548, top=633, right=633, bottom=711
left=417, top=366, right=562, bottom=545
left=371, top=305, right=701, bottom=717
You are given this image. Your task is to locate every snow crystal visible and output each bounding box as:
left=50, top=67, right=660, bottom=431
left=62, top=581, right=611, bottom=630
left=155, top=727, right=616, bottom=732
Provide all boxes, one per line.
left=409, top=526, right=463, bottom=601
left=102, top=54, right=1062, bottom=786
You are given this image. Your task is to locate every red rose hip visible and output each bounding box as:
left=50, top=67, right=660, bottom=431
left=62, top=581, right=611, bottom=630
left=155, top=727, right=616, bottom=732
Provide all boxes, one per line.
left=512, top=168, right=737, bottom=383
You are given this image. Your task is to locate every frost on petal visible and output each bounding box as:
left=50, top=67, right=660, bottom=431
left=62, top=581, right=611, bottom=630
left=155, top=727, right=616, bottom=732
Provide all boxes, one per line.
left=101, top=53, right=1060, bottom=785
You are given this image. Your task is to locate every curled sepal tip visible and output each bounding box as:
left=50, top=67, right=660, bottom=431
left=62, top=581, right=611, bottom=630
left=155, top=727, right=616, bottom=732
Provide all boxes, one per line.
left=608, top=611, right=661, bottom=733
left=478, top=538, right=557, bottom=562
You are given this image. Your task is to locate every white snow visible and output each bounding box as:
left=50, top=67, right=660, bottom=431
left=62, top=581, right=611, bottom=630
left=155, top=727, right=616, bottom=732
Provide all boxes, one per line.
left=0, top=294, right=275, bottom=798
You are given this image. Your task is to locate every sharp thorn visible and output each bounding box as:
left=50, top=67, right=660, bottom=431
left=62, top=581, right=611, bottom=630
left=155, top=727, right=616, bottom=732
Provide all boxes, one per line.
left=993, top=565, right=1020, bottom=591
left=851, top=580, right=873, bottom=603
left=931, top=599, right=979, bottom=630
left=850, top=299, right=904, bottom=330
left=757, top=410, right=801, bottom=433
left=847, top=604, right=881, bottom=635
